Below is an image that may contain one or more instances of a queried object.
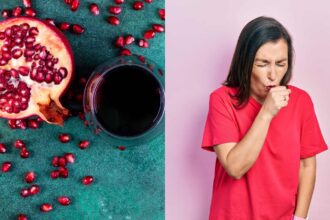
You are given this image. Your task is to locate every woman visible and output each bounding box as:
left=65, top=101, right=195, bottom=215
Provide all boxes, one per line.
left=201, top=16, right=328, bottom=220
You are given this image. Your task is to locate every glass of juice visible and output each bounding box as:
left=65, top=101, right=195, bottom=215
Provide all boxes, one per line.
left=83, top=55, right=165, bottom=146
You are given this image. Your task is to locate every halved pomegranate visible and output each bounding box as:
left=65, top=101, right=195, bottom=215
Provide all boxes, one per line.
left=0, top=17, right=74, bottom=125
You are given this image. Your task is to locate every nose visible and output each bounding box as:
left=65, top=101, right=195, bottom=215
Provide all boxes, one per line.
left=267, top=65, right=276, bottom=81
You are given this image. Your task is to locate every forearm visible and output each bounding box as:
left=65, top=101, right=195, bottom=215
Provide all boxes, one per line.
left=294, top=157, right=316, bottom=218
left=226, top=108, right=272, bottom=178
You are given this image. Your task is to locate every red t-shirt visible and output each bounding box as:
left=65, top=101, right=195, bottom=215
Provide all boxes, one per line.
left=201, top=85, right=328, bottom=220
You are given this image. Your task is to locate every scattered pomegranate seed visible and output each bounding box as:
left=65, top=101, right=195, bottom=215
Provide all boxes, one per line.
left=71, top=24, right=85, bottom=34
left=120, top=49, right=132, bottom=56
left=25, top=7, right=36, bottom=17
left=138, top=39, right=149, bottom=48
left=17, top=213, right=28, bottom=220
left=89, top=3, right=100, bottom=15
left=114, top=0, right=124, bottom=4
left=52, top=156, right=59, bottom=167
left=20, top=148, right=30, bottom=159
left=2, top=161, right=12, bottom=172
left=12, top=6, right=23, bottom=17
left=1, top=9, right=11, bottom=19
left=25, top=171, right=36, bottom=183
left=36, top=117, right=44, bottom=123
left=70, top=0, right=80, bottom=12
left=29, top=185, right=40, bottom=195
left=58, top=22, right=71, bottom=31
left=64, top=153, right=75, bottom=163
left=144, top=30, right=155, bottom=39
left=23, top=0, right=32, bottom=7
left=78, top=140, right=90, bottom=149
left=124, top=35, right=135, bottom=45
left=115, top=36, right=125, bottom=48
left=58, top=133, right=71, bottom=143
left=109, top=6, right=122, bottom=15
left=138, top=55, right=146, bottom=63
left=158, top=9, right=165, bottom=20
left=64, top=0, right=73, bottom=4
left=107, top=16, right=120, bottom=26
left=14, top=140, right=26, bottom=149
left=0, top=143, right=7, bottom=153
left=133, top=1, right=144, bottom=10
left=58, top=157, right=67, bottom=167
left=44, top=18, right=56, bottom=26
left=145, top=0, right=152, bottom=2
left=82, top=176, right=94, bottom=185
left=58, top=196, right=71, bottom=206
left=20, top=188, right=30, bottom=197
left=50, top=170, right=60, bottom=179
left=117, top=145, right=126, bottom=151
left=40, top=203, right=53, bottom=212
left=28, top=119, right=40, bottom=129
left=8, top=119, right=28, bottom=129
left=59, top=167, right=69, bottom=178
left=152, top=24, right=165, bottom=32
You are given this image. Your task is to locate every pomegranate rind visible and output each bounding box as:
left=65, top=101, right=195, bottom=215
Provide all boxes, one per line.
left=0, top=17, right=74, bottom=125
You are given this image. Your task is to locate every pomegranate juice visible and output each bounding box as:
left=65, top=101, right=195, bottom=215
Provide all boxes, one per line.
left=94, top=65, right=163, bottom=137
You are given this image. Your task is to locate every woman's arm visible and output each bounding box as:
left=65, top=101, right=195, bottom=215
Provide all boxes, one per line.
left=294, top=156, right=316, bottom=218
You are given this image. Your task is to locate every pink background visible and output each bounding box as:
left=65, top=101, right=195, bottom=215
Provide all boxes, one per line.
left=166, top=1, right=330, bottom=219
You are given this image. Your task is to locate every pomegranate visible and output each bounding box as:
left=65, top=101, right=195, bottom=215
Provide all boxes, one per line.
left=40, top=203, right=53, bottom=212
left=58, top=196, right=71, bottom=206
left=0, top=17, right=73, bottom=125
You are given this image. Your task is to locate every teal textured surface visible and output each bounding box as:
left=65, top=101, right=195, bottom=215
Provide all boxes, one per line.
left=0, top=0, right=165, bottom=219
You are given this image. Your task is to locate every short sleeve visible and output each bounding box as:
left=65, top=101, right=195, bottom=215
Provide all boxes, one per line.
left=201, top=91, right=240, bottom=152
left=300, top=93, right=328, bottom=158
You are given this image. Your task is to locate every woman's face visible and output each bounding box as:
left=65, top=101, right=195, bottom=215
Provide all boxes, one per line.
left=250, top=38, right=289, bottom=103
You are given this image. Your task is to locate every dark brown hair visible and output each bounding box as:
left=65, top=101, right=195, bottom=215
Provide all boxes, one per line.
left=223, top=16, right=294, bottom=108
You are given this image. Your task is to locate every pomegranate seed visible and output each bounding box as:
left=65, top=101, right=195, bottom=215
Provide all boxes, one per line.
left=133, top=1, right=144, bottom=10
left=109, top=6, right=122, bottom=15
left=44, top=18, right=56, bottom=26
left=58, top=133, right=70, bottom=143
left=58, top=196, right=71, bottom=206
left=52, top=156, right=59, bottom=167
left=23, top=0, right=32, bottom=7
left=120, top=48, right=131, bottom=56
left=2, top=9, right=11, bottom=19
left=20, top=148, right=30, bottom=159
left=78, top=140, right=90, bottom=149
left=138, top=55, right=146, bottom=63
left=29, top=185, right=40, bottom=195
left=115, top=36, right=125, bottom=48
left=107, top=16, right=120, bottom=26
left=158, top=9, right=165, bottom=20
left=138, top=39, right=149, bottom=48
left=17, top=213, right=28, bottom=220
left=89, top=3, right=100, bottom=15
left=117, top=145, right=126, bottom=151
left=25, top=171, right=36, bottom=183
left=70, top=0, right=80, bottom=12
left=14, top=140, right=26, bottom=149
left=59, top=167, right=69, bottom=178
left=12, top=6, right=23, bottom=17
left=50, top=170, right=60, bottom=179
left=36, top=117, right=44, bottom=123
left=82, top=176, right=94, bottom=185
left=145, top=0, right=152, bottom=2
left=84, top=120, right=89, bottom=127
left=152, top=24, right=165, bottom=32
left=144, top=30, right=155, bottom=39
left=58, top=22, right=70, bottom=31
left=64, top=153, right=75, bottom=163
left=40, top=204, right=53, bottom=212
left=2, top=161, right=12, bottom=172
left=0, top=143, right=7, bottom=153
left=114, top=0, right=124, bottom=4
left=124, top=35, right=135, bottom=45
left=20, top=188, right=30, bottom=197
left=58, top=157, right=67, bottom=167
left=25, top=7, right=36, bottom=17
left=64, top=0, right=73, bottom=4
left=28, top=119, right=40, bottom=129
left=71, top=24, right=84, bottom=34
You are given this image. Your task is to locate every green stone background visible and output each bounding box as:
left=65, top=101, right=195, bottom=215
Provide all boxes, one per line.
left=0, top=1, right=165, bottom=219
